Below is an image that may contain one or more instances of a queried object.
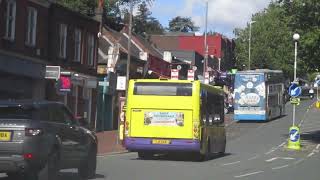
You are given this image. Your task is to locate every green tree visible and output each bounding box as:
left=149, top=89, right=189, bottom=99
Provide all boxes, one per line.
left=280, top=0, right=320, bottom=72
left=133, top=2, right=164, bottom=35
left=168, top=16, right=199, bottom=32
left=234, top=3, right=294, bottom=79
left=57, top=0, right=96, bottom=16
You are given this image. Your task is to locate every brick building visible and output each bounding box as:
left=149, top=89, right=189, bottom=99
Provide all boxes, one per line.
left=150, top=33, right=236, bottom=72
left=46, top=3, right=100, bottom=128
left=0, top=0, right=100, bottom=129
left=0, top=0, right=50, bottom=100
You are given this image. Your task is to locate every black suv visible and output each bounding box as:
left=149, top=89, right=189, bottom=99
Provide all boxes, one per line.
left=0, top=100, right=97, bottom=180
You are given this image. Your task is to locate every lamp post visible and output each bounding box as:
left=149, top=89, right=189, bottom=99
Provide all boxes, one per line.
left=293, top=33, right=300, bottom=82
left=126, top=0, right=133, bottom=95
left=203, top=1, right=209, bottom=83
left=248, top=21, right=256, bottom=70
left=292, top=33, right=300, bottom=126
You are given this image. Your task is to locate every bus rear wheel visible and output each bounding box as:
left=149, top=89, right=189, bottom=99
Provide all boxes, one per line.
left=138, top=151, right=153, bottom=159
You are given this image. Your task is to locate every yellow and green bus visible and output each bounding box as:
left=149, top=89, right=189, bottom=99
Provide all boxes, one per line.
left=124, top=79, right=226, bottom=159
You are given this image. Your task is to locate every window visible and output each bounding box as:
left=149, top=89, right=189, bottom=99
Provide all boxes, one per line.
left=74, top=28, right=82, bottom=62
left=26, top=7, right=37, bottom=46
left=5, top=0, right=16, bottom=40
left=59, top=24, right=67, bottom=58
left=134, top=82, right=192, bottom=96
left=87, top=33, right=95, bottom=66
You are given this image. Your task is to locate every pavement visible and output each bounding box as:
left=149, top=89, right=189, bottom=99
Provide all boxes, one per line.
left=1, top=99, right=320, bottom=180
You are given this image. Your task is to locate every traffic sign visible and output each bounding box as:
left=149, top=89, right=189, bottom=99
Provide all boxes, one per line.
left=171, top=69, right=179, bottom=80
left=287, top=126, right=301, bottom=150
left=45, top=66, right=60, bottom=80
left=290, top=97, right=300, bottom=105
left=187, top=70, right=194, bottom=80
left=288, top=84, right=302, bottom=97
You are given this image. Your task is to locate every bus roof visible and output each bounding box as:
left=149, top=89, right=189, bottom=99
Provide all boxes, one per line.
left=130, top=79, right=225, bottom=95
left=130, top=79, right=194, bottom=83
left=236, top=69, right=283, bottom=74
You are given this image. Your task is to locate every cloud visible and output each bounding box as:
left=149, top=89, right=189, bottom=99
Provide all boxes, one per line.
left=151, top=0, right=271, bottom=37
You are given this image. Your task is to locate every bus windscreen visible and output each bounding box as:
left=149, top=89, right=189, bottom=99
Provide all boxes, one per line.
left=134, top=82, right=192, bottom=96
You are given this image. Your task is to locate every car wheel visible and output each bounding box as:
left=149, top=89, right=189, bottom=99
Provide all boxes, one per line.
left=78, top=146, right=97, bottom=179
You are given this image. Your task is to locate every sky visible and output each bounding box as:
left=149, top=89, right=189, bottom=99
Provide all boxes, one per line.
left=149, top=0, right=272, bottom=38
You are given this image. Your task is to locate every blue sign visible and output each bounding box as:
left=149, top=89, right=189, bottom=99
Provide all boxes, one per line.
left=317, top=80, right=320, bottom=85
left=288, top=84, right=302, bottom=97
left=289, top=128, right=300, bottom=142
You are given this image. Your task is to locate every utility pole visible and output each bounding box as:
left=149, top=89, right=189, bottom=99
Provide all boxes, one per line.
left=203, top=1, right=208, bottom=82
left=126, top=0, right=133, bottom=95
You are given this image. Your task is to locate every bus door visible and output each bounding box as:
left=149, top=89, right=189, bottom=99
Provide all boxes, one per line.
left=200, top=89, right=225, bottom=153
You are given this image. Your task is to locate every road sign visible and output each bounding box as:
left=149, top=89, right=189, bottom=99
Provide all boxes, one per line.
left=116, top=76, right=126, bottom=90
left=45, top=66, right=60, bottom=80
left=171, top=69, right=179, bottom=80
left=287, top=126, right=301, bottom=150
left=187, top=70, right=194, bottom=80
left=290, top=97, right=300, bottom=105
left=288, top=84, right=302, bottom=97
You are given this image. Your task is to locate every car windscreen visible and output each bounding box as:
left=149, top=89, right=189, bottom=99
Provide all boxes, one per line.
left=0, top=106, right=36, bottom=119
left=134, top=82, right=192, bottom=96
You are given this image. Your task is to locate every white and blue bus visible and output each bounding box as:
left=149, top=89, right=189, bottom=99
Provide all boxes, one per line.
left=233, top=69, right=285, bottom=121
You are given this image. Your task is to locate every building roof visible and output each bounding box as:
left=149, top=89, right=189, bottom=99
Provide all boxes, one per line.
left=149, top=35, right=180, bottom=51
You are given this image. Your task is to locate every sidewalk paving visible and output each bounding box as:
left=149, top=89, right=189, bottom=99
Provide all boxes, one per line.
left=96, top=130, right=126, bottom=155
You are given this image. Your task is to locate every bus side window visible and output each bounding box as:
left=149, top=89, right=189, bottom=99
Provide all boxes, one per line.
left=200, top=91, right=207, bottom=125
left=207, top=93, right=224, bottom=125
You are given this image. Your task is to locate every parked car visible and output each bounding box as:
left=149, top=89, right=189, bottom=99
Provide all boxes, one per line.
left=0, top=100, right=97, bottom=180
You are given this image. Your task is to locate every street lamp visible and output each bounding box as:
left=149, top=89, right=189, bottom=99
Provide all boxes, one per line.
left=291, top=33, right=300, bottom=127
left=293, top=33, right=300, bottom=82
left=248, top=21, right=256, bottom=70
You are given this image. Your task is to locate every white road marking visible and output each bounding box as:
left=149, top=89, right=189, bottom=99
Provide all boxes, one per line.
left=280, top=157, right=295, bottom=160
left=222, top=161, right=241, bottom=166
left=248, top=155, right=259, bottom=160
left=272, top=164, right=289, bottom=170
left=307, top=152, right=314, bottom=157
left=265, top=157, right=278, bottom=162
left=293, top=159, right=304, bottom=165
left=234, top=171, right=264, bottom=178
left=265, top=148, right=276, bottom=155
left=265, top=142, right=286, bottom=155
left=265, top=157, right=295, bottom=162
left=316, top=144, right=320, bottom=150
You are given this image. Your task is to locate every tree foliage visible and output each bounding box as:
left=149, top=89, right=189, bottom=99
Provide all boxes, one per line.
left=234, top=1, right=320, bottom=79
left=168, top=16, right=199, bottom=32
left=57, top=0, right=96, bottom=16
left=133, top=2, right=164, bottom=35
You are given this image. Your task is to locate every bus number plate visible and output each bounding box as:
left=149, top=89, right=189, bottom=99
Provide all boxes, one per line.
left=152, top=139, right=171, bottom=144
left=0, top=132, right=11, bottom=141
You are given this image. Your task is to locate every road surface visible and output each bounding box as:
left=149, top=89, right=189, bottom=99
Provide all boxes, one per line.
left=1, top=99, right=319, bottom=180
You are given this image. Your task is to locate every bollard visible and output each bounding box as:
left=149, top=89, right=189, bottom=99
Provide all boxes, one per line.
left=316, top=101, right=320, bottom=109
left=287, top=126, right=301, bottom=150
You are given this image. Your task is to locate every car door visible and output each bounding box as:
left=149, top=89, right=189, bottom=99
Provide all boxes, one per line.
left=49, top=105, right=85, bottom=168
